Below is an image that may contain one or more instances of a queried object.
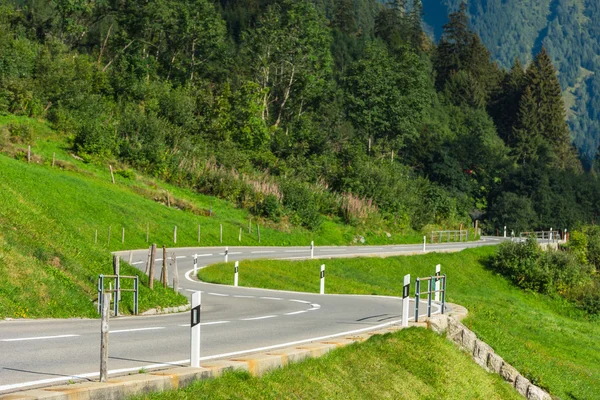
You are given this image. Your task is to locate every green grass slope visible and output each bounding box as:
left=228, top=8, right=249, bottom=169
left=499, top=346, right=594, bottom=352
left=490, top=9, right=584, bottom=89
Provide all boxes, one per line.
left=0, top=116, right=429, bottom=318
left=133, top=328, right=521, bottom=400
left=199, top=247, right=600, bottom=399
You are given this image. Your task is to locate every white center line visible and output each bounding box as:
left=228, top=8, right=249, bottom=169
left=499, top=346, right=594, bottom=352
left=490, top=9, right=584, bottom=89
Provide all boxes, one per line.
left=233, top=295, right=255, bottom=298
left=289, top=299, right=311, bottom=304
left=1, top=334, right=79, bottom=342
left=132, top=261, right=143, bottom=265
left=110, top=327, right=165, bottom=334
left=241, top=315, right=277, bottom=321
left=284, top=250, right=309, bottom=253
left=176, top=256, right=187, bottom=259
left=319, top=249, right=345, bottom=252
left=251, top=250, right=276, bottom=254
left=260, top=297, right=283, bottom=300
left=195, top=254, right=213, bottom=257
left=208, top=293, right=229, bottom=297
left=284, top=310, right=307, bottom=316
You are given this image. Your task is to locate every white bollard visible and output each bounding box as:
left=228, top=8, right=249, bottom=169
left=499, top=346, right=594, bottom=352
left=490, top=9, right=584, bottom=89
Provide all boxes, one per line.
left=320, top=264, right=325, bottom=294
left=503, top=226, right=507, bottom=238
left=423, top=236, right=426, bottom=252
left=550, top=227, right=553, bottom=243
left=402, top=274, right=410, bottom=327
left=193, top=254, right=198, bottom=274
left=190, top=292, right=201, bottom=368
left=434, top=264, right=441, bottom=302
left=225, top=247, right=229, bottom=263
left=234, top=261, right=239, bottom=287
left=311, top=241, right=314, bottom=259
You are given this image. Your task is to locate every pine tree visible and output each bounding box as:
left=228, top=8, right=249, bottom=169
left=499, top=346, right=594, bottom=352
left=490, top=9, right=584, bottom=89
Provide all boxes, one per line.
left=511, top=86, right=543, bottom=164
left=408, top=0, right=423, bottom=51
left=332, top=0, right=356, bottom=35
left=526, top=47, right=581, bottom=170
left=489, top=57, right=527, bottom=143
left=434, top=3, right=500, bottom=102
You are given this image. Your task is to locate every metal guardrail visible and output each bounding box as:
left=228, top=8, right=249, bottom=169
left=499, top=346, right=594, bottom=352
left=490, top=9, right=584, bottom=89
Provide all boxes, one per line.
left=430, top=230, right=468, bottom=243
left=98, top=274, right=139, bottom=316
left=520, top=231, right=563, bottom=242
left=414, top=274, right=446, bottom=322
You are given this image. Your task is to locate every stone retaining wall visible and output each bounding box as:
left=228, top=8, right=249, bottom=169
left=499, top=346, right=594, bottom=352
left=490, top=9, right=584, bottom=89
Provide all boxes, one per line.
left=427, top=313, right=551, bottom=400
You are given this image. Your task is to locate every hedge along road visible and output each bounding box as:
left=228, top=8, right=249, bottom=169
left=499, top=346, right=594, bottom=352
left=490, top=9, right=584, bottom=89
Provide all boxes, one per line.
left=0, top=238, right=503, bottom=394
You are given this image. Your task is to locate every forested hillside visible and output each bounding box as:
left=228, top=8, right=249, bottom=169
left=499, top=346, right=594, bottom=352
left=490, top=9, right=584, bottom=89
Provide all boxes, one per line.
left=1, top=0, right=600, bottom=234
left=422, top=0, right=600, bottom=169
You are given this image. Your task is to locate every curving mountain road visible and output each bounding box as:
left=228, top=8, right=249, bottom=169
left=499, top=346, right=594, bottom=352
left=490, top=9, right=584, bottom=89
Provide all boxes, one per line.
left=0, top=238, right=503, bottom=394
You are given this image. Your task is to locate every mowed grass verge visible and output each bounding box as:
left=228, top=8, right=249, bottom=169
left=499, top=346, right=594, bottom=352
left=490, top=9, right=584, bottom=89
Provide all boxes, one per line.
left=199, top=247, right=600, bottom=400
left=133, top=328, right=521, bottom=400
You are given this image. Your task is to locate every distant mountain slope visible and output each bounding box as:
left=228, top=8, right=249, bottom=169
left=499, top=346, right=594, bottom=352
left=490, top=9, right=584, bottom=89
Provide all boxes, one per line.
left=422, top=0, right=600, bottom=168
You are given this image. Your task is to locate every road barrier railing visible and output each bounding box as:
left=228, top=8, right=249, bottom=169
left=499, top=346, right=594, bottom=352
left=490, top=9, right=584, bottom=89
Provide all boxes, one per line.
left=430, top=230, right=468, bottom=243
left=98, top=274, right=139, bottom=316
left=414, top=274, right=446, bottom=323
left=520, top=230, right=563, bottom=242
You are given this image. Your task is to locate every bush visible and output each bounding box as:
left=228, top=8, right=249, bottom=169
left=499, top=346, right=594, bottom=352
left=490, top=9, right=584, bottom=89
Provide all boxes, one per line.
left=492, top=238, right=592, bottom=295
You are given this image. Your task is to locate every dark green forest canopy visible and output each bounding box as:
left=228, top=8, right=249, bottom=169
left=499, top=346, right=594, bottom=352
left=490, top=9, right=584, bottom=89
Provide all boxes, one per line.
left=1, top=0, right=600, bottom=234
left=422, top=0, right=600, bottom=170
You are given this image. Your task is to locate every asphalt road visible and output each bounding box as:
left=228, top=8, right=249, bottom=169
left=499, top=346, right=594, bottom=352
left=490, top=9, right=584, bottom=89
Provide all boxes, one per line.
left=0, top=237, right=503, bottom=394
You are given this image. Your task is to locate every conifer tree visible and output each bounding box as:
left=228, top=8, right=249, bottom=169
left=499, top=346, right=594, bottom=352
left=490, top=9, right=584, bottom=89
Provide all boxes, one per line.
left=408, top=0, right=423, bottom=51
left=489, top=58, right=527, bottom=143
left=526, top=48, right=581, bottom=170
left=511, top=86, right=543, bottom=164
left=332, top=0, right=356, bottom=35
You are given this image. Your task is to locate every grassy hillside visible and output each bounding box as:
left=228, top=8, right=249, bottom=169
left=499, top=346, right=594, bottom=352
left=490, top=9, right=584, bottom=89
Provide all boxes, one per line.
left=199, top=248, right=600, bottom=399
left=0, top=116, right=429, bottom=319
left=133, top=328, right=521, bottom=400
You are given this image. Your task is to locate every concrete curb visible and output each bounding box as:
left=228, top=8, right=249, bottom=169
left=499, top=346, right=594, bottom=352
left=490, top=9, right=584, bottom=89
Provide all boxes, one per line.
left=2, top=302, right=548, bottom=400
left=1, top=324, right=409, bottom=400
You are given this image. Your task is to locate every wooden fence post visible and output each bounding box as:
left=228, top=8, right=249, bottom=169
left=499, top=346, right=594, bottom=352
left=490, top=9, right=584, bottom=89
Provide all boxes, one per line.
left=172, top=252, right=179, bottom=293
left=148, top=244, right=157, bottom=289
left=109, top=165, right=115, bottom=184
left=162, top=245, right=168, bottom=288
left=100, top=293, right=110, bottom=382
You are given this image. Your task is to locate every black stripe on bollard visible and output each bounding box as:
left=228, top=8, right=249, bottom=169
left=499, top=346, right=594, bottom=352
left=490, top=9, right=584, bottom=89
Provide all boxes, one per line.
left=402, top=284, right=409, bottom=298
left=320, top=270, right=325, bottom=279
left=191, top=305, right=201, bottom=328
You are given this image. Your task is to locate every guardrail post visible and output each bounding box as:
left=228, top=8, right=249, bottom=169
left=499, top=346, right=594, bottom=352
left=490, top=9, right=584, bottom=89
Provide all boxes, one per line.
left=402, top=274, right=410, bottom=327
left=320, top=264, right=325, bottom=294
left=311, top=241, right=314, bottom=259
left=434, top=264, right=441, bottom=302
left=427, top=278, right=433, bottom=318
left=504, top=226, right=507, bottom=238
left=423, top=236, right=426, bottom=252
left=234, top=261, right=239, bottom=287
left=415, top=278, right=420, bottom=322
left=113, top=275, right=120, bottom=317
left=100, top=293, right=110, bottom=382
left=97, top=275, right=104, bottom=314
left=190, top=292, right=201, bottom=368
left=134, top=276, right=139, bottom=315
left=441, top=275, right=447, bottom=314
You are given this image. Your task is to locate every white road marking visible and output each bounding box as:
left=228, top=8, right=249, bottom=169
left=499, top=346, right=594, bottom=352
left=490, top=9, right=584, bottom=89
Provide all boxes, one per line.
left=251, top=251, right=276, bottom=254
left=178, top=321, right=230, bottom=327
left=0, top=334, right=79, bottom=342
left=195, top=254, right=213, bottom=257
left=284, top=310, right=307, bottom=315
left=110, top=327, right=165, bottom=334
left=260, top=297, right=283, bottom=300
left=0, top=303, right=436, bottom=393
left=310, top=304, right=321, bottom=309
left=208, top=293, right=229, bottom=297
left=289, top=299, right=311, bottom=304
left=176, top=256, right=187, bottom=259
left=185, top=289, right=200, bottom=293
left=132, top=261, right=143, bottom=265
left=319, top=249, right=345, bottom=252
left=219, top=252, right=242, bottom=255
left=233, top=295, right=254, bottom=298
left=241, top=315, right=277, bottom=321
left=284, top=250, right=309, bottom=253
left=155, top=258, right=163, bottom=261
